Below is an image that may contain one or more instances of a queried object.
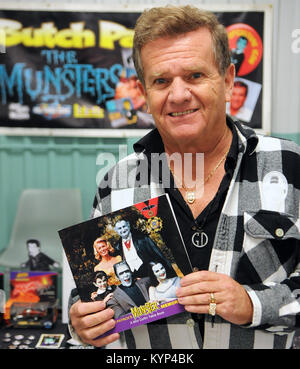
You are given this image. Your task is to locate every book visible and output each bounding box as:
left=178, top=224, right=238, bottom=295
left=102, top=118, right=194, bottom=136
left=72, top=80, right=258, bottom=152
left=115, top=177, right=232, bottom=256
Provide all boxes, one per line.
left=59, top=193, right=192, bottom=336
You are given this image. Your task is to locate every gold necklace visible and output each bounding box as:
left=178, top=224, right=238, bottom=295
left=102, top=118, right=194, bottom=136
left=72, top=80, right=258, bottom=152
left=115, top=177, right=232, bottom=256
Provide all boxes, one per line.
left=171, top=148, right=230, bottom=204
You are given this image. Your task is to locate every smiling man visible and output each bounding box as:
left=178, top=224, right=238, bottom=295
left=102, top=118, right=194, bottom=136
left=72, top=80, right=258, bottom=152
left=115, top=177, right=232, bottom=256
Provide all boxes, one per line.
left=69, top=5, right=300, bottom=349
left=137, top=28, right=233, bottom=154
left=135, top=24, right=234, bottom=218
left=106, top=261, right=150, bottom=319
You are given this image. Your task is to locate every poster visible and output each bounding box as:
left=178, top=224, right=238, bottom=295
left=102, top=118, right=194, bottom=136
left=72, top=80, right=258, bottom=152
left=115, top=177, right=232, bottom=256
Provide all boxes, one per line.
left=0, top=4, right=271, bottom=136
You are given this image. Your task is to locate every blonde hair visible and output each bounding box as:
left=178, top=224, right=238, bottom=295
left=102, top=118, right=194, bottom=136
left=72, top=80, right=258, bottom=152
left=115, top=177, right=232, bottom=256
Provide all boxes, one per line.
left=93, top=237, right=114, bottom=261
left=133, top=5, right=231, bottom=86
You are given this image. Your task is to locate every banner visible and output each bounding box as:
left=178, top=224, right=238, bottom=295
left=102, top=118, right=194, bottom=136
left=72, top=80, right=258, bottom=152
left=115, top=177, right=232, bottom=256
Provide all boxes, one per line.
left=0, top=6, right=270, bottom=135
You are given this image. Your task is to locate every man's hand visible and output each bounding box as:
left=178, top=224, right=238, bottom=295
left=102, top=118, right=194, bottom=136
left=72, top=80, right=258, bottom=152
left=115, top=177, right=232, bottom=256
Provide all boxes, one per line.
left=176, top=271, right=253, bottom=325
left=70, top=299, right=120, bottom=347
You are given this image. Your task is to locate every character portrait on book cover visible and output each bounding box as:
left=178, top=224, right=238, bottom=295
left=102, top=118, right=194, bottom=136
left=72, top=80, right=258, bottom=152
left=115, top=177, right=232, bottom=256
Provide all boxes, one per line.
left=106, top=260, right=151, bottom=318
left=90, top=271, right=116, bottom=303
left=148, top=261, right=181, bottom=303
left=111, top=215, right=176, bottom=280
left=93, top=236, right=122, bottom=285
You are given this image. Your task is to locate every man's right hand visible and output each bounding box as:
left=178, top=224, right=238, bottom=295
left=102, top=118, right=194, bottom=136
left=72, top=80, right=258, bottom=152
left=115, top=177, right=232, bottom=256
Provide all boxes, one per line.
left=69, top=299, right=120, bottom=347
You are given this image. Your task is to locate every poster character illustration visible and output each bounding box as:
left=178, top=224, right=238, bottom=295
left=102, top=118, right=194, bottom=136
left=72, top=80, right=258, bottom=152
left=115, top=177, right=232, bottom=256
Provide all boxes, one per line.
left=226, top=22, right=264, bottom=128
left=0, top=10, right=155, bottom=130
left=226, top=78, right=261, bottom=123
left=60, top=194, right=188, bottom=334
left=227, top=23, right=263, bottom=77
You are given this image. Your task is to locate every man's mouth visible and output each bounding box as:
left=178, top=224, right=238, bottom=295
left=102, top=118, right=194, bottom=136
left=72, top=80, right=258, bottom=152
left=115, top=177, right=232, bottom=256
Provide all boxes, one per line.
left=169, top=108, right=198, bottom=117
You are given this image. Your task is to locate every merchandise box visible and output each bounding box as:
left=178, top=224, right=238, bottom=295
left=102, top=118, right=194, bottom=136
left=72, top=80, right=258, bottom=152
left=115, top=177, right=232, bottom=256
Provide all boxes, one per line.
left=4, top=271, right=57, bottom=323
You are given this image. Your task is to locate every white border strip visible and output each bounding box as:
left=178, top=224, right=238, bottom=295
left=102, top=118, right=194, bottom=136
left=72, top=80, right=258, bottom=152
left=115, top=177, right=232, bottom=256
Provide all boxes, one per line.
left=0, top=127, right=151, bottom=137
left=0, top=2, right=273, bottom=12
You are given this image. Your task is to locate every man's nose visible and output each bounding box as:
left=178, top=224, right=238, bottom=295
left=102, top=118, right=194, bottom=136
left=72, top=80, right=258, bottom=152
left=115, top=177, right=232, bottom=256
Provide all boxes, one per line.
left=168, top=78, right=192, bottom=104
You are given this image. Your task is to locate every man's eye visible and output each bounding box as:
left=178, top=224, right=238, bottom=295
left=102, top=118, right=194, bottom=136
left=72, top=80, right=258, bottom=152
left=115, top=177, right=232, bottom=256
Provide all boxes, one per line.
left=154, top=78, right=166, bottom=85
left=191, top=72, right=202, bottom=79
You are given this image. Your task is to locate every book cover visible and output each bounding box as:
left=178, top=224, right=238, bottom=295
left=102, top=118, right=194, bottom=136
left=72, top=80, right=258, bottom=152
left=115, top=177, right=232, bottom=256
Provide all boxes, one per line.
left=59, top=193, right=191, bottom=336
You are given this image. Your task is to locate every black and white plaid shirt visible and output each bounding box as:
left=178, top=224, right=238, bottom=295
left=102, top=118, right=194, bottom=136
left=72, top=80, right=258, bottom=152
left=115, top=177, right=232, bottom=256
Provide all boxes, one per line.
left=70, top=118, right=300, bottom=349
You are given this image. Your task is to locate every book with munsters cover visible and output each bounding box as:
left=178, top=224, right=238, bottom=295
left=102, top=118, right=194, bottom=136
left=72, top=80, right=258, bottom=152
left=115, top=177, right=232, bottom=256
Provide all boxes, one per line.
left=59, top=193, right=192, bottom=336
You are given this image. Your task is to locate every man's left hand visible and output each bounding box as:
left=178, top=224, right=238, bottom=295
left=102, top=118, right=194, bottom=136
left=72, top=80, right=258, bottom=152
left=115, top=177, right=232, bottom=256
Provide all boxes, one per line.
left=176, top=270, right=253, bottom=325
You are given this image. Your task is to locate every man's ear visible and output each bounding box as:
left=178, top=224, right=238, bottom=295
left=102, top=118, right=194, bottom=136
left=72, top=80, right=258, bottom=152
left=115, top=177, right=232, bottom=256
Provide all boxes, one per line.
left=137, top=80, right=151, bottom=114
left=225, top=63, right=235, bottom=103
left=137, top=79, right=146, bottom=98
left=137, top=79, right=151, bottom=113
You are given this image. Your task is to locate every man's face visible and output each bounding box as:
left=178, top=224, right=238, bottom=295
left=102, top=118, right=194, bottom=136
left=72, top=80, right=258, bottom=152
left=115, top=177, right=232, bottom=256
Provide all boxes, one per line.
left=114, top=220, right=131, bottom=239
left=116, top=264, right=132, bottom=287
left=137, top=28, right=234, bottom=150
left=27, top=243, right=40, bottom=257
left=230, top=86, right=247, bottom=111
left=152, top=263, right=167, bottom=281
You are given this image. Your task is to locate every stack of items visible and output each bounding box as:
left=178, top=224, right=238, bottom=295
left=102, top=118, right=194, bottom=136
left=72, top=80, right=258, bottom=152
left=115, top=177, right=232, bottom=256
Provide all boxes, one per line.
left=1, top=331, right=65, bottom=349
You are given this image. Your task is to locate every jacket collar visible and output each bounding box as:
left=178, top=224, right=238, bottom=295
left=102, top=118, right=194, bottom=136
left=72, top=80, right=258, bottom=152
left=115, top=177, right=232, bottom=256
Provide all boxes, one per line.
left=229, top=116, right=259, bottom=155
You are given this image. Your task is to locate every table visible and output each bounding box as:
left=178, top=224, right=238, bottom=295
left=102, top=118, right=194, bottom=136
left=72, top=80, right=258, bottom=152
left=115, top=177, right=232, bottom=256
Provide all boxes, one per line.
left=0, top=321, right=72, bottom=349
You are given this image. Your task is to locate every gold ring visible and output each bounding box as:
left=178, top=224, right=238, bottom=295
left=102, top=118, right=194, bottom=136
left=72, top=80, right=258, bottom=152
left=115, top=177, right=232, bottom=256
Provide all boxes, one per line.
left=209, top=292, right=217, bottom=316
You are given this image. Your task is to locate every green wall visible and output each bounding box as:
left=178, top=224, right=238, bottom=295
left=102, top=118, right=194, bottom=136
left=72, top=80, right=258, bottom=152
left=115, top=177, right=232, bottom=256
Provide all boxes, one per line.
left=0, top=134, right=139, bottom=253
left=1, top=131, right=299, bottom=254
left=272, top=133, right=300, bottom=145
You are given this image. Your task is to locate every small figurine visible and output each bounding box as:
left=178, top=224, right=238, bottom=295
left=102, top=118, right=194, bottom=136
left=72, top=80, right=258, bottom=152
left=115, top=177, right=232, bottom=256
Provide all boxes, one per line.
left=21, top=239, right=60, bottom=271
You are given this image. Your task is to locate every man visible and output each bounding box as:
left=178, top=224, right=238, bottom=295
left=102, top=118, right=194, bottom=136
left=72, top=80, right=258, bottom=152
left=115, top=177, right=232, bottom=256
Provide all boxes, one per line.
left=106, top=261, right=150, bottom=318
left=113, top=217, right=175, bottom=279
left=227, top=80, right=252, bottom=122
left=69, top=5, right=300, bottom=349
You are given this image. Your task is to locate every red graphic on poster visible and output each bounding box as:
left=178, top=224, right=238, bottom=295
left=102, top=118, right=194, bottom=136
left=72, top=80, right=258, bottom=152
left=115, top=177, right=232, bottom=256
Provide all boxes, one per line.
left=227, top=23, right=263, bottom=76
left=134, top=197, right=158, bottom=218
